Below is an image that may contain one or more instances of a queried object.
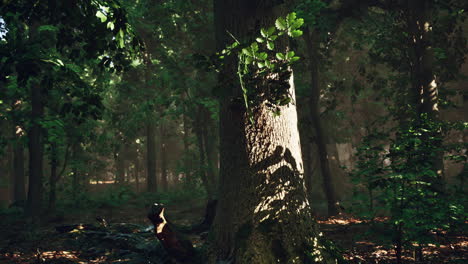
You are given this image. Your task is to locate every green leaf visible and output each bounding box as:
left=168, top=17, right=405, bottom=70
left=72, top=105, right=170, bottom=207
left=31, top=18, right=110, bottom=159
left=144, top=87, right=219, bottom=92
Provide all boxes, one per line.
left=290, top=30, right=303, bottom=37
left=256, top=37, right=264, bottom=43
left=260, top=28, right=268, bottom=38
left=257, top=61, right=265, bottom=68
left=290, top=56, right=300, bottom=63
left=291, top=18, right=304, bottom=29
left=267, top=41, right=275, bottom=50
left=257, top=52, right=268, bottom=60
left=286, top=51, right=295, bottom=59
left=250, top=42, right=259, bottom=52
left=286, top=12, right=297, bottom=24
left=267, top=26, right=276, bottom=36
left=276, top=53, right=285, bottom=60
left=275, top=17, right=287, bottom=31
left=107, top=21, right=114, bottom=30
left=242, top=48, right=253, bottom=57
left=96, top=10, right=107, bottom=23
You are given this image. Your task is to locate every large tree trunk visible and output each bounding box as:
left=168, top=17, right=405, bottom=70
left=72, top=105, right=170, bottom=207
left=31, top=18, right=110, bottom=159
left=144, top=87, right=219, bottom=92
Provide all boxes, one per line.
left=304, top=28, right=340, bottom=217
left=211, top=1, right=339, bottom=263
left=27, top=79, right=44, bottom=217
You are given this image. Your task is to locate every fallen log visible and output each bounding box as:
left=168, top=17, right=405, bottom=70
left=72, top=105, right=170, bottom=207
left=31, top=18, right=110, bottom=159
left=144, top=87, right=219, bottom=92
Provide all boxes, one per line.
left=147, top=203, right=195, bottom=262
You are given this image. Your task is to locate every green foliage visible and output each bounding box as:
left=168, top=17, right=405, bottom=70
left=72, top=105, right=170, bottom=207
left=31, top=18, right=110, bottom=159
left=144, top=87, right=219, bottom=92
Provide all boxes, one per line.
left=351, top=115, right=467, bottom=255
left=218, top=13, right=304, bottom=122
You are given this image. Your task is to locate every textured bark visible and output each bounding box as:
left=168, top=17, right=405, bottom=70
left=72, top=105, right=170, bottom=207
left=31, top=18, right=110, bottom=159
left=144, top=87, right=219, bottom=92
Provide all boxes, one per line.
left=211, top=1, right=339, bottom=263
left=303, top=28, right=340, bottom=217
left=27, top=79, right=44, bottom=217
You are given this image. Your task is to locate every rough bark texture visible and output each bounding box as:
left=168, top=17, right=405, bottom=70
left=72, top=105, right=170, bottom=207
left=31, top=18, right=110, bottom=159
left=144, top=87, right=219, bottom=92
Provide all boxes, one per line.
left=303, top=28, right=340, bottom=217
left=211, top=1, right=339, bottom=263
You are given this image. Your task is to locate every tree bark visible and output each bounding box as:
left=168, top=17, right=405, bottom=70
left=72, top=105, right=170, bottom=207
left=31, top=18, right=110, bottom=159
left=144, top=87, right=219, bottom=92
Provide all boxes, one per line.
left=26, top=78, right=44, bottom=217
left=211, top=1, right=340, bottom=263
left=303, top=27, right=340, bottom=217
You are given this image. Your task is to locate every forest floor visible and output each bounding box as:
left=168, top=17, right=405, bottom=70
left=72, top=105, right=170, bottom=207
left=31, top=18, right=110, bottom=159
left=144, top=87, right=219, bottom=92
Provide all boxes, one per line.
left=0, top=198, right=466, bottom=264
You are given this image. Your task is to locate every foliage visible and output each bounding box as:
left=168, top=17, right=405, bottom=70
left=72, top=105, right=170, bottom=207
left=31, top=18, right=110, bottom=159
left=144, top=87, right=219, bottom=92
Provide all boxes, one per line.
left=218, top=12, right=304, bottom=121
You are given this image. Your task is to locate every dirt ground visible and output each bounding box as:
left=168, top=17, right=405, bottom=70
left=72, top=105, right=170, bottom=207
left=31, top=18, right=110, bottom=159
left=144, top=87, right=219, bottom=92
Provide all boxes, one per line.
left=0, top=200, right=466, bottom=264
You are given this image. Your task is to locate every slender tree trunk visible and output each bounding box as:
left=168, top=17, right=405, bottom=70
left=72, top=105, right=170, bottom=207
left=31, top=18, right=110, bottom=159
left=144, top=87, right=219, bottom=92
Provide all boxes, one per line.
left=202, top=107, right=218, bottom=195
left=211, top=1, right=339, bottom=262
left=159, top=124, right=168, bottom=191
left=194, top=107, right=214, bottom=200
left=182, top=112, right=192, bottom=179
left=27, top=79, right=44, bottom=217
left=12, top=129, right=26, bottom=204
left=147, top=121, right=157, bottom=192
left=48, top=142, right=58, bottom=212
left=406, top=0, right=444, bottom=184
left=304, top=27, right=340, bottom=216
left=135, top=157, right=140, bottom=192
left=115, top=150, right=125, bottom=184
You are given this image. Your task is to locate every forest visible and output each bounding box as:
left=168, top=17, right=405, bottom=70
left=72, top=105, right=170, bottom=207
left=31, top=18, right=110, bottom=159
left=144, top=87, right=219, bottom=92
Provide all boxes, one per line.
left=0, top=0, right=467, bottom=263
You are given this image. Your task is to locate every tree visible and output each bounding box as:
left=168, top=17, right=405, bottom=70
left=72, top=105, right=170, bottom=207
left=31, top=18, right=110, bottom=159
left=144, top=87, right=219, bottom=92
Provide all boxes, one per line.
left=210, top=1, right=340, bottom=263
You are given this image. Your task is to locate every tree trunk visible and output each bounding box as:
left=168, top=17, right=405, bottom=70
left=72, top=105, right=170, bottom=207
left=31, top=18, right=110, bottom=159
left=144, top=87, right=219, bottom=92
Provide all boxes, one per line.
left=182, top=97, right=192, bottom=180
left=406, top=0, right=444, bottom=185
left=27, top=78, right=44, bottom=217
left=115, top=150, right=125, bottom=184
left=202, top=106, right=218, bottom=196
left=211, top=1, right=340, bottom=263
left=48, top=142, right=58, bottom=212
left=160, top=124, right=168, bottom=191
left=147, top=122, right=157, bottom=192
left=194, top=106, right=215, bottom=200
left=135, top=157, right=140, bottom=192
left=304, top=27, right=340, bottom=217
left=12, top=129, right=26, bottom=204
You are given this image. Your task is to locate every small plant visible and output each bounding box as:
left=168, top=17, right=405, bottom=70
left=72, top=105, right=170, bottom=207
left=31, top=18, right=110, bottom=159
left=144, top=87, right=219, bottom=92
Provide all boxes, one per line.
left=351, top=115, right=467, bottom=263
